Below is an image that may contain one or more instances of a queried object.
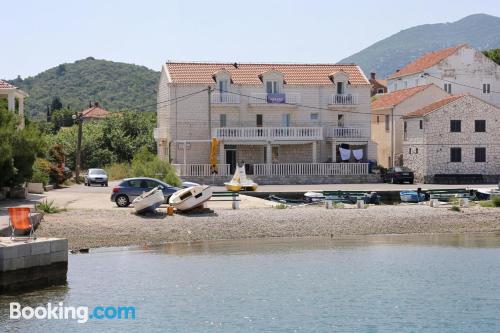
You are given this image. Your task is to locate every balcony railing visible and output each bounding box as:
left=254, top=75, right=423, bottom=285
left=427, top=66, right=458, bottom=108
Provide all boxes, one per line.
left=327, top=127, right=369, bottom=138
left=173, top=164, right=231, bottom=176
left=212, top=127, right=323, bottom=141
left=328, top=94, right=359, bottom=105
left=249, top=93, right=301, bottom=105
left=253, top=163, right=369, bottom=176
left=210, top=93, right=240, bottom=104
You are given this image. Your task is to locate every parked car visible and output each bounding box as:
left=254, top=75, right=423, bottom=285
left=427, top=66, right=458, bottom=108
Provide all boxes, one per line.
left=382, top=167, right=415, bottom=184
left=111, top=177, right=179, bottom=207
left=84, top=168, right=108, bottom=187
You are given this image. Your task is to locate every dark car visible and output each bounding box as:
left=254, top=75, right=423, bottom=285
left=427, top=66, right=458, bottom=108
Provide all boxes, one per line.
left=110, top=177, right=179, bottom=207
left=382, top=167, right=414, bottom=184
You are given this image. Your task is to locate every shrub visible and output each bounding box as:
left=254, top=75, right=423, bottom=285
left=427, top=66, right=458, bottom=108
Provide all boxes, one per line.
left=274, top=203, right=288, bottom=209
left=492, top=195, right=500, bottom=207
left=105, top=162, right=132, bottom=180
left=131, top=146, right=180, bottom=186
left=450, top=205, right=461, bottom=212
left=31, top=158, right=51, bottom=185
left=36, top=199, right=63, bottom=214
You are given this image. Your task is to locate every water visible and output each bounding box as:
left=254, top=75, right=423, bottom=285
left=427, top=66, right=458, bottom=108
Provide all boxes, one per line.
left=2, top=234, right=500, bottom=332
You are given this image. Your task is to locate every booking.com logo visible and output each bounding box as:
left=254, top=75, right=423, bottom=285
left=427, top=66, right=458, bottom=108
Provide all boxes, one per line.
left=10, top=302, right=136, bottom=324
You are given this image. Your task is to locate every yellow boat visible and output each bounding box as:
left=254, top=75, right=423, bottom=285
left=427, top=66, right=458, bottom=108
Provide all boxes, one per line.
left=224, top=165, right=258, bottom=192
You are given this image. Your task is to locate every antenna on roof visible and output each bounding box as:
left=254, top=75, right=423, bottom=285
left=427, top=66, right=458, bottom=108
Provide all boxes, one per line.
left=233, top=62, right=238, bottom=69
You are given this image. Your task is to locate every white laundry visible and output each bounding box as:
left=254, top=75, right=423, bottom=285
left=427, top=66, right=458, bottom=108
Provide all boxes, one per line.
left=353, top=149, right=363, bottom=161
left=339, top=147, right=351, bottom=161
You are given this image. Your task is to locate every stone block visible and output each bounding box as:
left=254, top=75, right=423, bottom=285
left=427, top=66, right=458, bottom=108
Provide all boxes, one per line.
left=30, top=241, right=51, bottom=255
left=50, top=239, right=68, bottom=252
left=23, top=254, right=41, bottom=268
left=38, top=253, right=51, bottom=266
left=51, top=250, right=68, bottom=263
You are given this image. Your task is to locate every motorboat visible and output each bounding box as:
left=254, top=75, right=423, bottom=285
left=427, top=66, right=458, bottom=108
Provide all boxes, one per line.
left=304, top=191, right=325, bottom=202
left=132, top=187, right=165, bottom=214
left=224, top=165, right=258, bottom=192
left=400, top=190, right=426, bottom=203
left=169, top=185, right=213, bottom=211
left=476, top=186, right=500, bottom=200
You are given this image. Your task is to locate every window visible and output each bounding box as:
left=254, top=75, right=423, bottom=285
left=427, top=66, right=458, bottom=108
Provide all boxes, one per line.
left=394, top=82, right=397, bottom=90
left=415, top=78, right=419, bottom=86
left=444, top=83, right=452, bottom=93
left=450, top=120, right=461, bottom=132
left=376, top=116, right=380, bottom=124
left=336, top=82, right=344, bottom=95
left=403, top=81, right=408, bottom=89
left=377, top=88, right=385, bottom=94
left=266, top=81, right=279, bottom=94
left=403, top=121, right=407, bottom=140
left=415, top=148, right=418, bottom=154
left=310, top=113, right=319, bottom=121
left=256, top=114, right=263, bottom=127
left=385, top=115, right=390, bottom=131
left=218, top=79, right=228, bottom=93
left=450, top=147, right=462, bottom=162
left=219, top=114, right=227, bottom=127
left=409, top=148, right=412, bottom=154
left=281, top=113, right=290, bottom=127
left=419, top=120, right=423, bottom=130
left=483, top=83, right=491, bottom=94
left=338, top=114, right=344, bottom=127
left=475, top=120, right=486, bottom=132
left=475, top=147, right=486, bottom=162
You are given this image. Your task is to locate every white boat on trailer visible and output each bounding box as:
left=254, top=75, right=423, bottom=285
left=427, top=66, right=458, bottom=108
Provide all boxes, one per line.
left=169, top=185, right=213, bottom=211
left=132, top=187, right=165, bottom=214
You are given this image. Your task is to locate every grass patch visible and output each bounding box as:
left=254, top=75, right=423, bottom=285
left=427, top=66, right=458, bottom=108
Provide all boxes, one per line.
left=36, top=199, right=64, bottom=214
left=450, top=205, right=461, bottom=212
left=274, top=203, right=288, bottom=209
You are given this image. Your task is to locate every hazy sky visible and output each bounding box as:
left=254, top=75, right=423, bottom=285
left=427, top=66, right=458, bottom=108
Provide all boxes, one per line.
left=1, top=0, right=499, bottom=79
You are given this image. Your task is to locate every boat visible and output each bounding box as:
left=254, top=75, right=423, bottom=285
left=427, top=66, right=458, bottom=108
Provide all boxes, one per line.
left=400, top=191, right=426, bottom=203
left=476, top=187, right=500, bottom=200
left=169, top=185, right=213, bottom=211
left=304, top=191, right=325, bottom=202
left=132, top=187, right=165, bottom=214
left=224, top=165, right=258, bottom=192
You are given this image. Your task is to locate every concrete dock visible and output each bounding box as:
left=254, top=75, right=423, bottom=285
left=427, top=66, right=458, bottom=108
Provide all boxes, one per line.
left=0, top=238, right=68, bottom=293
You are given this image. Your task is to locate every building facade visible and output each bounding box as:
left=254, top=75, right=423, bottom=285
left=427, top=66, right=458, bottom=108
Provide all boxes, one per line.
left=371, top=84, right=449, bottom=168
left=402, top=94, right=500, bottom=183
left=155, top=62, right=377, bottom=183
left=369, top=72, right=387, bottom=96
left=387, top=44, right=500, bottom=107
left=0, top=80, right=28, bottom=128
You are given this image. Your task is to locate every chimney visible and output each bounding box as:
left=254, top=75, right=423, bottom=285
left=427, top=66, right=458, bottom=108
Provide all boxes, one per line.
left=370, top=72, right=376, bottom=80
left=94, top=101, right=99, bottom=107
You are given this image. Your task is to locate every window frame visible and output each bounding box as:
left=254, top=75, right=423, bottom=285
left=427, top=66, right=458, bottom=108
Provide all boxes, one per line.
left=475, top=147, right=486, bottom=163
left=475, top=120, right=486, bottom=132
left=450, top=147, right=462, bottom=163
left=450, top=120, right=461, bottom=133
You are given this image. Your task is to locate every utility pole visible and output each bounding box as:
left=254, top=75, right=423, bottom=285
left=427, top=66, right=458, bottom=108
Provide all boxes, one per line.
left=73, top=112, right=83, bottom=184
left=390, top=108, right=394, bottom=168
left=208, top=86, right=212, bottom=139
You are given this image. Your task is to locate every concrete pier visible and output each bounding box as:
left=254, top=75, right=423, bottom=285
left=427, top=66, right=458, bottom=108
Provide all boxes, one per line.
left=0, top=238, right=68, bottom=293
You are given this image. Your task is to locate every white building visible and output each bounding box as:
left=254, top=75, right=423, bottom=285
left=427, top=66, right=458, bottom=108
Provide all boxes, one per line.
left=387, top=44, right=500, bottom=106
left=0, top=80, right=28, bottom=128
left=155, top=62, right=378, bottom=184
left=402, top=94, right=500, bottom=183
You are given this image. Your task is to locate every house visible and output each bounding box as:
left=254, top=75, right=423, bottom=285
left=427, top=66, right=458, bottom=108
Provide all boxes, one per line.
left=402, top=94, right=500, bottom=183
left=371, top=84, right=449, bottom=167
left=155, top=61, right=378, bottom=184
left=0, top=80, right=28, bottom=128
left=387, top=44, right=500, bottom=106
left=80, top=102, right=109, bottom=121
left=369, top=73, right=387, bottom=96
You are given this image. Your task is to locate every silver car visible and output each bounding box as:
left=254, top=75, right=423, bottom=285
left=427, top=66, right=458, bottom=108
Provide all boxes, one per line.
left=84, top=168, right=109, bottom=187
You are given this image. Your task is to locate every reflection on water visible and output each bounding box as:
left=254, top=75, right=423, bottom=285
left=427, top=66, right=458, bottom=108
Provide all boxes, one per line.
left=2, top=233, right=500, bottom=332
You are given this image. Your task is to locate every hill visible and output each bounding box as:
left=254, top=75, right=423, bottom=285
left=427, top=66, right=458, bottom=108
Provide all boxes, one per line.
left=340, top=14, right=500, bottom=78
left=8, top=58, right=159, bottom=118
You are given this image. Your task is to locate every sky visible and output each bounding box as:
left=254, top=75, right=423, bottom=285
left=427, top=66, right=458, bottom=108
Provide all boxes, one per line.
left=1, top=0, right=499, bottom=79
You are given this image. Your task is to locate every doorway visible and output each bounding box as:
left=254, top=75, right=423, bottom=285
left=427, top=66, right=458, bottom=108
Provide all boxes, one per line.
left=225, top=146, right=237, bottom=174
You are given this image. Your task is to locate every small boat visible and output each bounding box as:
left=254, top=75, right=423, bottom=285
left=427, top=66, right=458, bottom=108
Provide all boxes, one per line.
left=224, top=165, right=258, bottom=192
left=132, top=187, right=165, bottom=214
left=400, top=191, right=426, bottom=203
left=476, top=187, right=500, bottom=200
left=304, top=191, right=325, bottom=202
left=169, top=185, right=213, bottom=211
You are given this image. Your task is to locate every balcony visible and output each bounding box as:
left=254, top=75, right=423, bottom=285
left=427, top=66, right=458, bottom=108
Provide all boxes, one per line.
left=210, top=92, right=240, bottom=104
left=328, top=94, right=359, bottom=106
left=327, top=127, right=369, bottom=139
left=249, top=93, right=301, bottom=105
left=212, top=127, right=323, bottom=141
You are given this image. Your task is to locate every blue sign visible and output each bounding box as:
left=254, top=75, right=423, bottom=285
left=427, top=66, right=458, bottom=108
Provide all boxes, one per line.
left=267, top=93, right=286, bottom=104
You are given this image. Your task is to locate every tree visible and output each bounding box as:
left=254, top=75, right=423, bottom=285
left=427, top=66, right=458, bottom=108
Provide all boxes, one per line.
left=51, top=96, right=63, bottom=111
left=51, top=108, right=75, bottom=130
left=483, top=49, right=500, bottom=65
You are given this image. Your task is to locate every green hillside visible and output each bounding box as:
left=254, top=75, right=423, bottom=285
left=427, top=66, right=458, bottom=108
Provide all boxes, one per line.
left=340, top=14, right=500, bottom=78
left=9, top=57, right=159, bottom=119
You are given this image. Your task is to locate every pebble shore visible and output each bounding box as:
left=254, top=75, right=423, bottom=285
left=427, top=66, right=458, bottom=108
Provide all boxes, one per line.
left=36, top=204, right=500, bottom=250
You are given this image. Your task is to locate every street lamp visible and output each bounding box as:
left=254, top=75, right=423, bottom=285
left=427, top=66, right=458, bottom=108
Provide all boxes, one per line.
left=72, top=112, right=83, bottom=184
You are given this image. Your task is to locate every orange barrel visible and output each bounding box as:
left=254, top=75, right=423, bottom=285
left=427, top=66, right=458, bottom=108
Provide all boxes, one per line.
left=167, top=205, right=174, bottom=216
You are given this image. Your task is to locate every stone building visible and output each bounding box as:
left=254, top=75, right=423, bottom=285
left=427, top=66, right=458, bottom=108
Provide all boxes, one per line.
left=154, top=61, right=378, bottom=184
left=371, top=84, right=449, bottom=168
left=387, top=44, right=500, bottom=107
left=0, top=80, right=28, bottom=128
left=402, top=94, right=500, bottom=183
left=369, top=72, right=387, bottom=96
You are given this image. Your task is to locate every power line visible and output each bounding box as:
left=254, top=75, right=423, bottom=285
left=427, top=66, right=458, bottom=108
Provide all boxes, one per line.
left=422, top=72, right=500, bottom=94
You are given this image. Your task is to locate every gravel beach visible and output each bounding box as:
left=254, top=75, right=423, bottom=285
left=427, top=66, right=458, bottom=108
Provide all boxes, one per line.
left=36, top=205, right=500, bottom=250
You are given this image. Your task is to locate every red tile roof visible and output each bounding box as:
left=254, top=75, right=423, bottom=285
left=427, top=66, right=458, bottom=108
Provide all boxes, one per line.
left=403, top=94, right=466, bottom=118
left=388, top=44, right=467, bottom=79
left=81, top=103, right=110, bottom=119
left=0, top=80, right=15, bottom=89
left=166, top=62, right=370, bottom=85
left=371, top=84, right=434, bottom=110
